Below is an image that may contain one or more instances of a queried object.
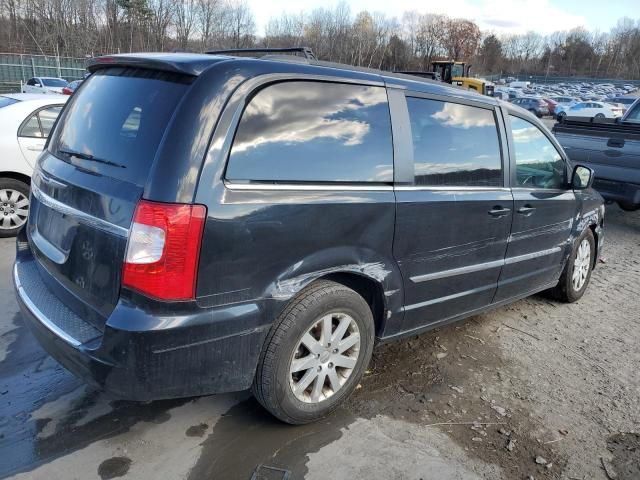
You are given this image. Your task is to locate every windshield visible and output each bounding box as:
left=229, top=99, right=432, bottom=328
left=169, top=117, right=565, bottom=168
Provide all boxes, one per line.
left=452, top=63, right=465, bottom=78
left=49, top=67, right=191, bottom=187
left=0, top=96, right=18, bottom=108
left=42, top=78, right=68, bottom=87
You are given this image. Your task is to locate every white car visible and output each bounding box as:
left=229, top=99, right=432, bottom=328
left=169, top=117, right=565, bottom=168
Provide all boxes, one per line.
left=0, top=93, right=67, bottom=236
left=556, top=101, right=624, bottom=120
left=22, top=77, right=68, bottom=95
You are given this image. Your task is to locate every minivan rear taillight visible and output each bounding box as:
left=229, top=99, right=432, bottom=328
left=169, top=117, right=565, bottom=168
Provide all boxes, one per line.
left=123, top=200, right=206, bottom=300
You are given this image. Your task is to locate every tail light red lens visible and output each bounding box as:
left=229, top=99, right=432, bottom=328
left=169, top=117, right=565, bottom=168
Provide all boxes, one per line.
left=62, top=87, right=72, bottom=95
left=123, top=200, right=207, bottom=300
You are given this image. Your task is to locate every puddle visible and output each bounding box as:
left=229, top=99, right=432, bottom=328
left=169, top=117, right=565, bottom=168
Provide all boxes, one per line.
left=188, top=399, right=353, bottom=479
left=97, top=456, right=132, bottom=479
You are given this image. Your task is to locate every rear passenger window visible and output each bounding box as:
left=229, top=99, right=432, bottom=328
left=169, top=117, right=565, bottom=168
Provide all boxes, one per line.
left=19, top=115, right=42, bottom=137
left=39, top=106, right=62, bottom=137
left=226, top=81, right=393, bottom=183
left=406, top=97, right=503, bottom=187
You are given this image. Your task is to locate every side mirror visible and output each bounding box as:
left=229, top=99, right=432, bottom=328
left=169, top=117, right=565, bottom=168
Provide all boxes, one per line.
left=572, top=165, right=594, bottom=190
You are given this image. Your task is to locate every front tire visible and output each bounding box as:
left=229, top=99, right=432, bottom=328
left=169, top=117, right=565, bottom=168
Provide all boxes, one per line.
left=548, top=229, right=595, bottom=303
left=252, top=280, right=374, bottom=424
left=0, top=178, right=30, bottom=238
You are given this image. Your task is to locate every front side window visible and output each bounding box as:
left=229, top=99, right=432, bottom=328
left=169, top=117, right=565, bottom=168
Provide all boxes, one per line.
left=407, top=97, right=503, bottom=187
left=226, top=81, right=393, bottom=183
left=510, top=115, right=566, bottom=189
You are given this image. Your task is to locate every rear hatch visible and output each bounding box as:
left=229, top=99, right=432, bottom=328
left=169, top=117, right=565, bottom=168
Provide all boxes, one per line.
left=27, top=67, right=191, bottom=329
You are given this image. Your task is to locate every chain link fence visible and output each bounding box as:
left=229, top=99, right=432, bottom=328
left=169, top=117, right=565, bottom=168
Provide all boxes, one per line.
left=0, top=53, right=88, bottom=94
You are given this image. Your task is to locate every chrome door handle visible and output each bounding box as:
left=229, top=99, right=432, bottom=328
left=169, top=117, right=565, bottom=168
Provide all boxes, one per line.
left=488, top=207, right=511, bottom=217
left=26, top=146, right=43, bottom=151
left=517, top=206, right=536, bottom=216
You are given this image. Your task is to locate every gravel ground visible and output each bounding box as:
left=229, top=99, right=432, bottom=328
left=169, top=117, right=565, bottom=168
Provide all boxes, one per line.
left=0, top=205, right=638, bottom=480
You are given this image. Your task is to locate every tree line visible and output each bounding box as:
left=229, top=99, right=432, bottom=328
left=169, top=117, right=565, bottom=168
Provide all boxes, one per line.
left=1, top=0, right=639, bottom=79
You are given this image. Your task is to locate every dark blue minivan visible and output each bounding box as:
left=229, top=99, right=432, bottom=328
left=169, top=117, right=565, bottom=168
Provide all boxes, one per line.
left=14, top=50, right=604, bottom=424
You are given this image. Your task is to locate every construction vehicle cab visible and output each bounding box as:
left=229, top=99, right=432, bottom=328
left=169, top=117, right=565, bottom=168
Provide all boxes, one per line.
left=431, top=60, right=495, bottom=97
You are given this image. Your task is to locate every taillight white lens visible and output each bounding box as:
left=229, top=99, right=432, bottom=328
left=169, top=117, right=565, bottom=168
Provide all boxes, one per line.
left=126, top=223, right=166, bottom=264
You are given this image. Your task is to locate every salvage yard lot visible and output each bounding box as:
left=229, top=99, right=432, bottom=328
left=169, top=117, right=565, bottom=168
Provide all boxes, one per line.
left=1, top=205, right=639, bottom=480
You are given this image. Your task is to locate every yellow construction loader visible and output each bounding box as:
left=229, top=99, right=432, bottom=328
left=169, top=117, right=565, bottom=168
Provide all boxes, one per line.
left=430, top=60, right=495, bottom=97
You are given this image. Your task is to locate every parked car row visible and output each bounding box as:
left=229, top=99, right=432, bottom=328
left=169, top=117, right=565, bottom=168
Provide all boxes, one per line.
left=495, top=79, right=637, bottom=120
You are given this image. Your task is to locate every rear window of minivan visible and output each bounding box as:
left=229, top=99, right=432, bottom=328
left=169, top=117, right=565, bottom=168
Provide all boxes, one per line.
left=49, top=68, right=191, bottom=187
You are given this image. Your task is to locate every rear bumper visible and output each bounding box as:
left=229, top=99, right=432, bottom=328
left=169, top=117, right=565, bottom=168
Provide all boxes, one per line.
left=593, top=178, right=640, bottom=207
left=14, top=232, right=273, bottom=401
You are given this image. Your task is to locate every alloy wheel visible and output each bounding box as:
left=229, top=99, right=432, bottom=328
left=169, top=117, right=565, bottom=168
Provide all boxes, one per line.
left=572, top=238, right=591, bottom=291
left=0, top=189, right=29, bottom=230
left=289, top=312, right=361, bottom=403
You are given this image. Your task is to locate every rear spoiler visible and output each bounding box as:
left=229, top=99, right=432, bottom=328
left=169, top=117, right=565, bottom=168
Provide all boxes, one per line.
left=87, top=53, right=227, bottom=77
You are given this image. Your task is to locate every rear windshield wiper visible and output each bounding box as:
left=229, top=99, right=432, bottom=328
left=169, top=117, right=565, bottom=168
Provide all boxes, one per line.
left=58, top=147, right=126, bottom=169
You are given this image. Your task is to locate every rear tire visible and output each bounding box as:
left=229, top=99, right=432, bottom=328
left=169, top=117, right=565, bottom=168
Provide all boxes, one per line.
left=547, top=229, right=595, bottom=303
left=252, top=280, right=374, bottom=424
left=595, top=113, right=605, bottom=119
left=0, top=178, right=30, bottom=238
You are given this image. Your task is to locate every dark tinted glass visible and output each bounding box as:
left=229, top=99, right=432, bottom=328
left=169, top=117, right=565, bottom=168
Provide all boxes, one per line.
left=0, top=96, right=18, bottom=108
left=510, top=115, right=565, bottom=189
left=226, top=81, right=393, bottom=183
left=625, top=103, right=640, bottom=122
left=42, top=78, right=67, bottom=87
left=407, top=97, right=502, bottom=187
left=50, top=68, right=190, bottom=187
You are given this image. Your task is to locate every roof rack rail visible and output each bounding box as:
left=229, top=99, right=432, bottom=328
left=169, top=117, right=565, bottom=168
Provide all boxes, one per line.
left=205, top=47, right=316, bottom=60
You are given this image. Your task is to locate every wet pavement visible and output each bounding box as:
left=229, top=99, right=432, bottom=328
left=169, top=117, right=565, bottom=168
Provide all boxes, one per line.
left=0, top=237, right=498, bottom=480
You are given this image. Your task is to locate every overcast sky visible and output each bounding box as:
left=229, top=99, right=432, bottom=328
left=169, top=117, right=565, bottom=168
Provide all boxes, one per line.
left=248, top=0, right=636, bottom=36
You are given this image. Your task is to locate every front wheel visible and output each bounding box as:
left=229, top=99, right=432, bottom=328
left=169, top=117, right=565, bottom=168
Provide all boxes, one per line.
left=547, top=229, right=595, bottom=303
left=252, top=280, right=374, bottom=424
left=595, top=113, right=605, bottom=119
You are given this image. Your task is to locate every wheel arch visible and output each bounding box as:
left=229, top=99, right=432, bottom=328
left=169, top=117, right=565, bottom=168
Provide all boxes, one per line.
left=319, top=271, right=387, bottom=337
left=0, top=171, right=31, bottom=186
left=268, top=263, right=399, bottom=339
